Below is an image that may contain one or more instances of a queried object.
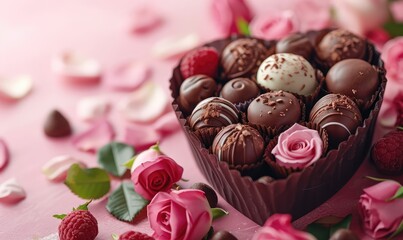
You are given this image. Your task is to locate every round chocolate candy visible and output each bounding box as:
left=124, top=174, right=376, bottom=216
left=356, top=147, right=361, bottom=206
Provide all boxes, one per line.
left=220, top=78, right=260, bottom=104
left=221, top=38, right=270, bottom=80
left=178, top=75, right=217, bottom=114
left=256, top=53, right=318, bottom=96
left=190, top=182, right=218, bottom=208
left=326, top=59, right=379, bottom=108
left=212, top=124, right=264, bottom=166
left=210, top=230, right=238, bottom=240
left=309, top=94, right=362, bottom=148
left=44, top=110, right=72, bottom=137
left=329, top=229, right=359, bottom=240
left=316, top=29, right=367, bottom=67
left=189, top=97, right=239, bottom=130
left=276, top=33, right=313, bottom=60
left=247, top=91, right=302, bottom=128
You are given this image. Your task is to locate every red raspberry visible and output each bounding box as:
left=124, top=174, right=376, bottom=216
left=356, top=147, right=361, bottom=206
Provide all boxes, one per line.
left=58, top=210, right=98, bottom=240
left=371, top=130, right=403, bottom=175
left=180, top=47, right=219, bottom=79
left=119, top=231, right=154, bottom=240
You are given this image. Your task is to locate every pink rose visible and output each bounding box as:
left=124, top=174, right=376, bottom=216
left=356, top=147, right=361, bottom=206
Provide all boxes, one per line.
left=130, top=144, right=163, bottom=173
left=250, top=11, right=298, bottom=41
left=379, top=91, right=403, bottom=128
left=210, top=0, right=253, bottom=36
left=271, top=123, right=323, bottom=169
left=365, top=28, right=390, bottom=51
left=391, top=1, right=403, bottom=22
left=358, top=180, right=403, bottom=239
left=148, top=189, right=212, bottom=240
left=382, top=37, right=403, bottom=84
left=131, top=155, right=183, bottom=200
left=252, top=214, right=316, bottom=240
left=292, top=0, right=331, bottom=31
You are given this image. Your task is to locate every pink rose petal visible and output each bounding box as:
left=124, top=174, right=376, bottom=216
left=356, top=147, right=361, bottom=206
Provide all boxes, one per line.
left=0, top=178, right=26, bottom=204
left=152, top=33, right=201, bottom=59
left=77, top=96, right=110, bottom=122
left=106, top=62, right=151, bottom=91
left=153, top=111, right=181, bottom=136
left=391, top=1, right=403, bottom=22
left=0, top=75, right=33, bottom=100
left=0, top=139, right=9, bottom=171
left=130, top=7, right=163, bottom=34
left=42, top=155, right=87, bottom=182
left=72, top=120, right=115, bottom=153
left=124, top=125, right=160, bottom=151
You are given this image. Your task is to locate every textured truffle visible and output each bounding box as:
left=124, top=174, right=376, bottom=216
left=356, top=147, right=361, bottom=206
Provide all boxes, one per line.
left=220, top=78, right=260, bottom=104
left=189, top=97, right=239, bottom=130
left=276, top=33, right=314, bottom=60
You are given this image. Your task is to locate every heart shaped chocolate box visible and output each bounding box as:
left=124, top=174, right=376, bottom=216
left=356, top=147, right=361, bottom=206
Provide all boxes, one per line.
left=170, top=29, right=387, bottom=225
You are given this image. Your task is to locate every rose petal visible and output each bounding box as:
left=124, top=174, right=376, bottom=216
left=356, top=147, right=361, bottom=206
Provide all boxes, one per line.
left=250, top=11, right=298, bottom=40
left=72, top=120, right=115, bottom=153
left=130, top=7, right=163, bottom=34
left=152, top=33, right=201, bottom=59
left=106, top=62, right=151, bottom=91
left=42, top=155, right=87, bottom=182
left=153, top=111, right=181, bottom=136
left=391, top=1, right=403, bottom=22
left=0, top=75, right=33, bottom=100
left=0, top=178, right=26, bottom=204
left=37, top=233, right=59, bottom=240
left=0, top=139, right=9, bottom=171
left=123, top=125, right=160, bottom=151
left=76, top=96, right=110, bottom=122
left=119, top=81, right=169, bottom=123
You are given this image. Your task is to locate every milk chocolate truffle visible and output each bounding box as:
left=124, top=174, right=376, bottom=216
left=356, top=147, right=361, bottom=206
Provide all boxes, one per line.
left=178, top=75, right=217, bottom=114
left=317, top=29, right=367, bottom=67
left=247, top=91, right=301, bottom=128
left=220, top=78, right=260, bottom=104
left=276, top=33, right=313, bottom=60
left=309, top=94, right=362, bottom=148
left=326, top=59, right=379, bottom=108
left=44, top=110, right=72, bottom=137
left=189, top=97, right=239, bottom=130
left=256, top=53, right=318, bottom=96
left=221, top=38, right=270, bottom=80
left=212, top=124, right=264, bottom=166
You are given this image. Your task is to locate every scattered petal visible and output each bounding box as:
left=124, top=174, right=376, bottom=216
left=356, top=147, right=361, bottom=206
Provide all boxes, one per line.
left=0, top=139, right=9, bottom=171
left=35, top=233, right=59, bottom=240
left=152, top=33, right=201, bottom=59
left=106, top=62, right=151, bottom=91
left=72, top=120, right=115, bottom=153
left=123, top=125, right=160, bottom=151
left=0, top=178, right=26, bottom=204
left=42, top=155, right=87, bottom=182
left=119, top=81, right=169, bottom=123
left=77, top=96, right=110, bottom=122
left=52, top=51, right=102, bottom=84
left=0, top=75, right=33, bottom=100
left=130, top=7, right=163, bottom=34
left=153, top=111, right=181, bottom=136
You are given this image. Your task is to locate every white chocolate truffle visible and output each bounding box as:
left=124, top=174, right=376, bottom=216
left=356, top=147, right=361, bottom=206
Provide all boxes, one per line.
left=257, top=53, right=318, bottom=96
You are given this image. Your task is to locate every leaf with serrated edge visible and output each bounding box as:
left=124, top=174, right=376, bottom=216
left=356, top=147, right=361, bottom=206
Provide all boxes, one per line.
left=211, top=208, right=228, bottom=220
left=329, top=215, right=352, bottom=236
left=98, top=142, right=135, bottom=177
left=64, top=164, right=110, bottom=199
left=106, top=181, right=149, bottom=222
left=388, top=186, right=403, bottom=201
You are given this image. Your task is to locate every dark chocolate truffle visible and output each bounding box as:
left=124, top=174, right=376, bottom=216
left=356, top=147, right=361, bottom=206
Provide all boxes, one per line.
left=247, top=91, right=301, bottom=128
left=212, top=124, right=264, bottom=166
left=44, top=110, right=72, bottom=137
left=178, top=75, right=217, bottom=114
left=329, top=229, right=359, bottom=240
left=309, top=94, right=362, bottom=148
left=190, top=182, right=218, bottom=208
left=326, top=59, right=379, bottom=108
left=189, top=97, right=239, bottom=130
left=317, top=29, right=367, bottom=67
left=210, top=230, right=238, bottom=240
left=276, top=33, right=313, bottom=60
left=221, top=38, right=270, bottom=80
left=220, top=78, right=260, bottom=104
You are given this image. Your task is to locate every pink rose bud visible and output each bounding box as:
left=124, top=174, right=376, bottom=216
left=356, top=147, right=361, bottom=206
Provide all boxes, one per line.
left=148, top=189, right=212, bottom=240
left=250, top=11, right=298, bottom=41
left=130, top=144, right=163, bottom=173
left=382, top=37, right=403, bottom=84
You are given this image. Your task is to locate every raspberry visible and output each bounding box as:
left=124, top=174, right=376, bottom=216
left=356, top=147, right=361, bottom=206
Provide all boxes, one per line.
left=180, top=47, right=219, bottom=79
left=58, top=210, right=98, bottom=240
left=371, top=130, right=403, bottom=175
left=119, top=231, right=154, bottom=240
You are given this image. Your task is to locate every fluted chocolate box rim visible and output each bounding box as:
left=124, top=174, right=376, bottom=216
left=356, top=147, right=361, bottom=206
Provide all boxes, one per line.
left=169, top=33, right=387, bottom=226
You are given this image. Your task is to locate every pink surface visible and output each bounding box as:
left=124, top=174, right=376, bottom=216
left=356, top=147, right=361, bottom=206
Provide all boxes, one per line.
left=0, top=0, right=402, bottom=239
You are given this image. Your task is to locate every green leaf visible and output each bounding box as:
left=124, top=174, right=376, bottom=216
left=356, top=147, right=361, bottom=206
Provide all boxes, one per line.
left=65, top=164, right=111, bottom=199
left=73, top=200, right=92, bottom=211
left=106, top=181, right=149, bottom=222
left=389, top=219, right=403, bottom=239
left=111, top=234, right=119, bottom=240
left=384, top=22, right=403, bottom=38
left=236, top=17, right=250, bottom=36
left=53, top=214, right=67, bottom=220
left=366, top=176, right=390, bottom=182
left=306, top=223, right=330, bottom=240
left=329, top=215, right=352, bottom=236
left=98, top=142, right=135, bottom=177
left=211, top=208, right=229, bottom=220
left=123, top=157, right=135, bottom=170
left=388, top=186, right=403, bottom=201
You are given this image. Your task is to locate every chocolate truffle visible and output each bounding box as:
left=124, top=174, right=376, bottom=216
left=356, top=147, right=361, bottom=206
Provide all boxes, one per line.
left=309, top=94, right=362, bottom=148
left=44, top=110, right=72, bottom=137
left=317, top=29, right=367, bottom=67
left=212, top=124, right=264, bottom=166
left=329, top=229, right=359, bottom=240
left=189, top=97, right=239, bottom=130
left=178, top=75, right=217, bottom=114
left=257, top=53, right=318, bottom=96
left=221, top=38, right=270, bottom=80
left=326, top=59, right=379, bottom=108
left=210, top=230, right=238, bottom=240
left=220, top=78, right=260, bottom=104
left=247, top=91, right=302, bottom=128
left=276, top=33, right=313, bottom=60
left=190, top=182, right=218, bottom=208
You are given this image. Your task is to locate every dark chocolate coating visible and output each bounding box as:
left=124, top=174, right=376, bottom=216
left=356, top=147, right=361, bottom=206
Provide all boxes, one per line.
left=221, top=38, right=270, bottom=80
left=178, top=75, right=217, bottom=115
left=329, top=229, right=359, bottom=240
left=309, top=94, right=362, bottom=148
left=212, top=124, right=264, bottom=166
left=44, top=110, right=72, bottom=137
left=190, top=182, right=218, bottom=208
left=326, top=59, right=378, bottom=108
left=189, top=97, right=239, bottom=130
left=317, top=29, right=366, bottom=67
left=210, top=230, right=238, bottom=240
left=247, top=91, right=301, bottom=128
left=220, top=78, right=260, bottom=104
left=276, top=33, right=313, bottom=60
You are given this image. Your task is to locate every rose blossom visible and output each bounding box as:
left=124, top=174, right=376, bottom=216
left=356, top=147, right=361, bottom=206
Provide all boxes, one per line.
left=271, top=123, right=323, bottom=169
left=292, top=0, right=331, bottom=31
left=358, top=180, right=403, bottom=239
left=250, top=11, right=298, bottom=41
left=130, top=144, right=163, bottom=173
left=252, top=214, right=316, bottom=240
left=131, top=155, right=183, bottom=200
left=365, top=28, right=390, bottom=51
left=382, top=37, right=403, bottom=84
left=379, top=91, right=403, bottom=128
left=391, top=1, right=403, bottom=22
left=148, top=189, right=212, bottom=240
